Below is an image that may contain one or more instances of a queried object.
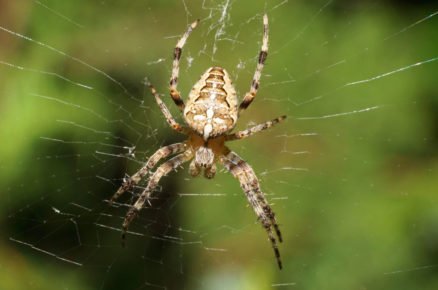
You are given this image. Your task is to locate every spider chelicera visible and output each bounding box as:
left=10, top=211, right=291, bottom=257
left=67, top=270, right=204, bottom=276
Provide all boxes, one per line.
left=110, top=14, right=286, bottom=269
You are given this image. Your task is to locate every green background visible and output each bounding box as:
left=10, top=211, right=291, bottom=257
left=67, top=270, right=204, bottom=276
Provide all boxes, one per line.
left=1, top=1, right=437, bottom=289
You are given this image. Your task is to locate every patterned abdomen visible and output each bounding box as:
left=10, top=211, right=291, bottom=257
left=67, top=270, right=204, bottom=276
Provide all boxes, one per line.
left=184, top=67, right=238, bottom=140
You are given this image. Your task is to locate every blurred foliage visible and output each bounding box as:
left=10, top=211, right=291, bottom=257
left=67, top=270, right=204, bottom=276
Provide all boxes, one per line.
left=1, top=0, right=437, bottom=289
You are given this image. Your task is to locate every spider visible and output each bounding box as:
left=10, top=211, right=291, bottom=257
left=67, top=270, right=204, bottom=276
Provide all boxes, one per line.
left=110, top=14, right=286, bottom=269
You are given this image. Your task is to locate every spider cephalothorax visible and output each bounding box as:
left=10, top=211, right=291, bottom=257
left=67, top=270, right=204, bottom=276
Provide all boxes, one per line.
left=110, top=14, right=286, bottom=269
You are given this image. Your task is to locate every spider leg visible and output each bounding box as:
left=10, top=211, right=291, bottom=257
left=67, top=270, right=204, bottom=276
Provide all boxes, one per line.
left=144, top=78, right=189, bottom=134
left=239, top=14, right=268, bottom=113
left=110, top=142, right=187, bottom=204
left=121, top=150, right=193, bottom=244
left=224, top=150, right=283, bottom=243
left=170, top=19, right=199, bottom=111
left=220, top=149, right=283, bottom=269
left=225, top=115, right=286, bottom=141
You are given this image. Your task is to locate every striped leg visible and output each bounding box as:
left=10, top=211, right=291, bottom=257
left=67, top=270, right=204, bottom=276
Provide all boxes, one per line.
left=223, top=150, right=283, bottom=243
left=145, top=78, right=188, bottom=134
left=110, top=142, right=187, bottom=203
left=170, top=19, right=199, bottom=111
left=220, top=149, right=283, bottom=269
left=239, top=14, right=269, bottom=113
left=121, top=150, right=193, bottom=243
left=225, top=115, right=286, bottom=141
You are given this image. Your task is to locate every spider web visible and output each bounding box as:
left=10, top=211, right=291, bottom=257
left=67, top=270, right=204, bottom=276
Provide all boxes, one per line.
left=1, top=0, right=438, bottom=289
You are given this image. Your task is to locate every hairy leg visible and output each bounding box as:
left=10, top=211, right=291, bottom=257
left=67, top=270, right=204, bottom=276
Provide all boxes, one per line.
left=121, top=150, right=193, bottom=243
left=220, top=149, right=282, bottom=269
left=144, top=78, right=188, bottom=134
left=226, top=115, right=286, bottom=141
left=110, top=142, right=187, bottom=203
left=170, top=19, right=199, bottom=111
left=239, top=14, right=269, bottom=113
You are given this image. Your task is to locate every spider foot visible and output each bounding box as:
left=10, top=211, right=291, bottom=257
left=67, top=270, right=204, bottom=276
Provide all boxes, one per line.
left=261, top=217, right=283, bottom=269
left=121, top=208, right=139, bottom=247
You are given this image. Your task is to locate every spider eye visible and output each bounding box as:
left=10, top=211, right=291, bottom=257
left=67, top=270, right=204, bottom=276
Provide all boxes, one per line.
left=194, top=147, right=214, bottom=168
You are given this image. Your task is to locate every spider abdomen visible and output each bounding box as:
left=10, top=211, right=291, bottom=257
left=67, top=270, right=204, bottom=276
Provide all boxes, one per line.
left=184, top=67, right=238, bottom=140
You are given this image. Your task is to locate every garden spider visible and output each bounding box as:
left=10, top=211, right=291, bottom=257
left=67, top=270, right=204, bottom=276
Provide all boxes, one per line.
left=110, top=14, right=286, bottom=269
